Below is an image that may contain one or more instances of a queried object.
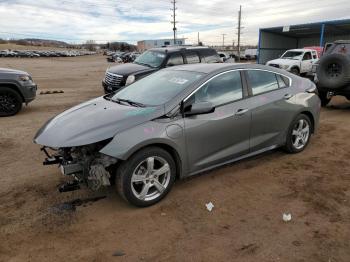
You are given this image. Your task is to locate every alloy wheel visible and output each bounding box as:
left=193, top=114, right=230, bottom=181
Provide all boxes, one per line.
left=131, top=156, right=171, bottom=201
left=0, top=93, right=17, bottom=114
left=291, top=119, right=310, bottom=150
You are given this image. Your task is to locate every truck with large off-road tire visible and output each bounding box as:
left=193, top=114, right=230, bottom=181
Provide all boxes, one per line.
left=313, top=40, right=350, bottom=106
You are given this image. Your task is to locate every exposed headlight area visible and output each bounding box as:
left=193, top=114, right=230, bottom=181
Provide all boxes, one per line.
left=19, top=75, right=32, bottom=82
left=41, top=139, right=117, bottom=192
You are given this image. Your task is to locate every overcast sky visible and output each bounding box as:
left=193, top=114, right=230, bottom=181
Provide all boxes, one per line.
left=0, top=0, right=349, bottom=45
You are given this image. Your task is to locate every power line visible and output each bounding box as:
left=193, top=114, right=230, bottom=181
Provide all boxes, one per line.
left=170, top=0, right=178, bottom=44
left=237, top=5, right=242, bottom=61
left=221, top=33, right=226, bottom=48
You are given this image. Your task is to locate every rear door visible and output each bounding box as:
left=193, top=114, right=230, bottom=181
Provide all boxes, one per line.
left=184, top=51, right=201, bottom=64
left=165, top=53, right=184, bottom=67
left=200, top=49, right=221, bottom=63
left=184, top=70, right=251, bottom=172
left=243, top=69, right=296, bottom=152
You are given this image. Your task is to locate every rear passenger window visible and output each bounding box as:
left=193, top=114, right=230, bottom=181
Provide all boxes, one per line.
left=166, top=54, right=184, bottom=66
left=276, top=74, right=289, bottom=88
left=185, top=52, right=200, bottom=64
left=201, top=50, right=221, bottom=63
left=247, top=70, right=279, bottom=95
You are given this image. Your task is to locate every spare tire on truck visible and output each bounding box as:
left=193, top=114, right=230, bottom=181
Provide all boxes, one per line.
left=317, top=54, right=350, bottom=89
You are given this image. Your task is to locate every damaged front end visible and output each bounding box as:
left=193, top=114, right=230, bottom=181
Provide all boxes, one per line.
left=41, top=140, right=118, bottom=192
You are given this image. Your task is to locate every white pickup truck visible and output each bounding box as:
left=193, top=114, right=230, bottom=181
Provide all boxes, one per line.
left=266, top=49, right=319, bottom=75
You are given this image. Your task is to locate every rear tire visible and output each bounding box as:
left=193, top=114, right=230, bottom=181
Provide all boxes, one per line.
left=0, top=87, right=23, bottom=117
left=116, top=147, right=176, bottom=207
left=284, top=114, right=312, bottom=153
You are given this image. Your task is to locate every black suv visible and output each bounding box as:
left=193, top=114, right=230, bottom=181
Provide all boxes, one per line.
left=0, top=68, right=37, bottom=116
left=314, top=40, right=350, bottom=106
left=102, top=46, right=221, bottom=93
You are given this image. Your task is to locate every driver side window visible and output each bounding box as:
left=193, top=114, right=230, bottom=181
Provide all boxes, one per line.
left=189, top=71, right=243, bottom=106
left=303, top=52, right=312, bottom=60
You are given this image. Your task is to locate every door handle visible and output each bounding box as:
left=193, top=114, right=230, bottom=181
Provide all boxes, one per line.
left=283, top=94, right=293, bottom=100
left=235, top=108, right=249, bottom=116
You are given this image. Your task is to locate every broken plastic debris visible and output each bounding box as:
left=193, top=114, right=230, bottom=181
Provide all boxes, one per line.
left=283, top=213, right=292, bottom=222
left=206, top=202, right=214, bottom=212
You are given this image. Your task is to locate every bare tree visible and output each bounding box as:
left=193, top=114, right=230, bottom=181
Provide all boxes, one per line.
left=85, top=40, right=96, bottom=51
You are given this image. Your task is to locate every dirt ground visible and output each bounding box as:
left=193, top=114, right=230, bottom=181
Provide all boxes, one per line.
left=0, top=55, right=349, bottom=262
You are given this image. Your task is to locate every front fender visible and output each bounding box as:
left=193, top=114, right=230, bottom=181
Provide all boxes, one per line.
left=99, top=120, right=188, bottom=175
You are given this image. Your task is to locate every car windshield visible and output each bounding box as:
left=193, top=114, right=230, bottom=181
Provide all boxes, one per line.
left=134, top=50, right=166, bottom=68
left=281, top=51, right=303, bottom=60
left=112, top=70, right=204, bottom=106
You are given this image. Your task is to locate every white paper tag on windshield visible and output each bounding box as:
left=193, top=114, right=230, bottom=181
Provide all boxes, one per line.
left=169, top=77, right=189, bottom=85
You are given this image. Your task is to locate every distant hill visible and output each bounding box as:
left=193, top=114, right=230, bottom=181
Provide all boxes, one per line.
left=0, top=38, right=137, bottom=51
left=22, top=38, right=69, bottom=47
left=0, top=38, right=71, bottom=48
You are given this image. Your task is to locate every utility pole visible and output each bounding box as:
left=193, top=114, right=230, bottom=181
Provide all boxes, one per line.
left=197, top=32, right=200, bottom=45
left=237, top=5, right=242, bottom=61
left=171, top=0, right=177, bottom=45
left=221, top=33, right=226, bottom=49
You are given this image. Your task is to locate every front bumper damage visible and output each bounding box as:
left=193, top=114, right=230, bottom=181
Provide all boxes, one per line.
left=41, top=142, right=118, bottom=192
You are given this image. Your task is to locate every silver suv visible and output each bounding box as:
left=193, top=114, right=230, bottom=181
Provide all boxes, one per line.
left=0, top=68, right=37, bottom=116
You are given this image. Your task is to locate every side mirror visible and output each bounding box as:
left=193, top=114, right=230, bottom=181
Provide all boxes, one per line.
left=184, top=101, right=215, bottom=116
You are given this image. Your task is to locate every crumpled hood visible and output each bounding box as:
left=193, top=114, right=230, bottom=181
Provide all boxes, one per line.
left=107, top=63, right=155, bottom=76
left=0, top=67, right=28, bottom=75
left=34, top=96, right=163, bottom=148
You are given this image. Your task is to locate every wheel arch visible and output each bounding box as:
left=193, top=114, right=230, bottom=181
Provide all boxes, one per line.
left=299, top=111, right=315, bottom=133
left=106, top=140, right=184, bottom=180
left=139, top=143, right=183, bottom=180
left=0, top=83, right=24, bottom=102
left=290, top=65, right=300, bottom=72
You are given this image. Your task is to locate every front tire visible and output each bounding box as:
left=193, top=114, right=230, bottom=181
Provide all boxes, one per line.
left=284, top=114, right=312, bottom=153
left=116, top=147, right=176, bottom=207
left=318, top=91, right=331, bottom=107
left=0, top=87, right=23, bottom=117
left=290, top=67, right=300, bottom=75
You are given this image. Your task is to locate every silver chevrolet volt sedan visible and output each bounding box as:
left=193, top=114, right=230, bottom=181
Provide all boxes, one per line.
left=34, top=63, right=320, bottom=207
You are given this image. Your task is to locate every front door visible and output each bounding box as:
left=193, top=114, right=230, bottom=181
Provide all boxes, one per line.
left=184, top=70, right=251, bottom=173
left=300, top=51, right=313, bottom=73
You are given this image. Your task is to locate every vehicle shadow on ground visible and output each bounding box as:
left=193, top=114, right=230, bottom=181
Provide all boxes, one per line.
left=327, top=99, right=350, bottom=110
left=178, top=148, right=286, bottom=185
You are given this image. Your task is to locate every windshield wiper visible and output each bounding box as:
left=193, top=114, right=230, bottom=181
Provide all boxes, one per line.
left=114, top=98, right=146, bottom=107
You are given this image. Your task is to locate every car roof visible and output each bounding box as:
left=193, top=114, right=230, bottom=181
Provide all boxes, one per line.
left=287, top=49, right=307, bottom=52
left=166, top=63, right=285, bottom=74
left=334, top=40, right=350, bottom=44
left=149, top=46, right=214, bottom=54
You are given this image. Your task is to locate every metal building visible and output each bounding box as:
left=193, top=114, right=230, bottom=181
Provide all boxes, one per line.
left=258, top=19, right=350, bottom=64
left=137, top=38, right=186, bottom=52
